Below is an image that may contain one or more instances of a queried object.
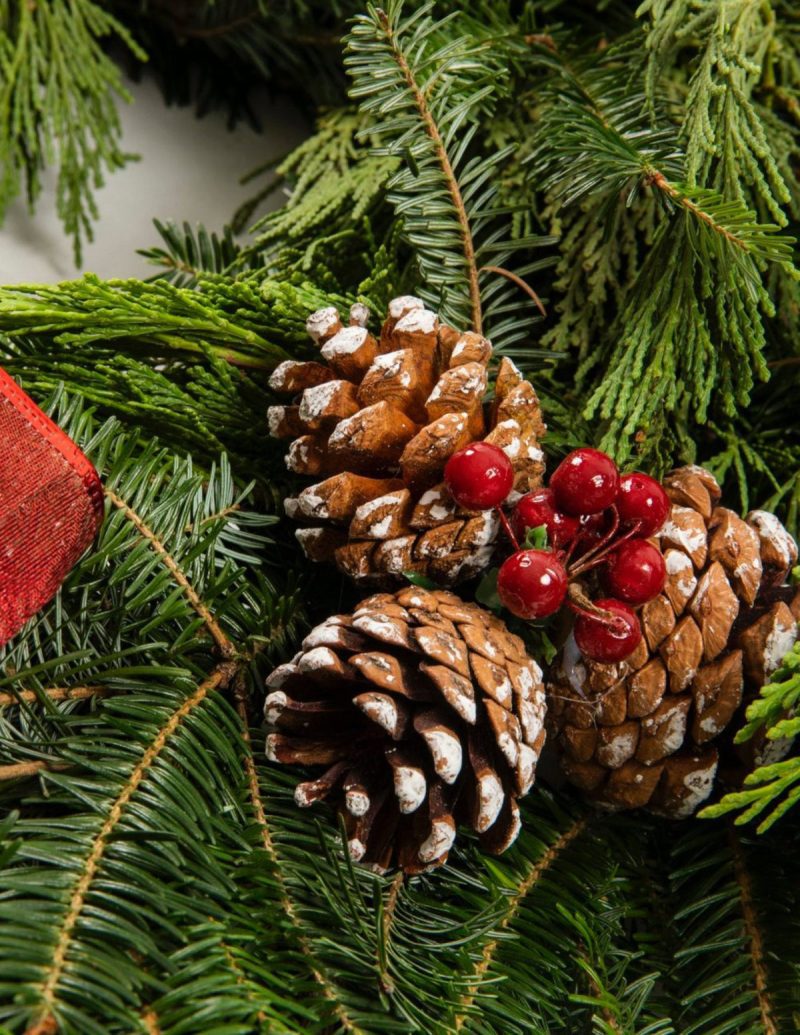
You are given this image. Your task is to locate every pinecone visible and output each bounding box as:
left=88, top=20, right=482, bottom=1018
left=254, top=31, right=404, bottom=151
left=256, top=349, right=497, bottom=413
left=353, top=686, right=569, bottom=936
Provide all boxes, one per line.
left=264, top=586, right=546, bottom=873
left=268, top=296, right=545, bottom=586
left=547, top=465, right=800, bottom=818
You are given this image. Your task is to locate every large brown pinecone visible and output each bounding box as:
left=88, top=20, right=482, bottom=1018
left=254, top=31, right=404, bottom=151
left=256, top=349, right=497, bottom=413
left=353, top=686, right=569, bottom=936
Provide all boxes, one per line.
left=547, top=465, right=800, bottom=818
left=264, top=587, right=546, bottom=873
left=268, top=296, right=545, bottom=586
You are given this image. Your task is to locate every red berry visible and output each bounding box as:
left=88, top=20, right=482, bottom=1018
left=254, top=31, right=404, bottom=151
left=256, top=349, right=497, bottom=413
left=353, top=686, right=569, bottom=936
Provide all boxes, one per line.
left=512, top=488, right=580, bottom=548
left=617, top=472, right=670, bottom=537
left=497, top=550, right=568, bottom=620
left=444, top=442, right=514, bottom=510
left=574, top=598, right=642, bottom=663
left=550, top=448, right=620, bottom=516
left=603, top=540, right=666, bottom=605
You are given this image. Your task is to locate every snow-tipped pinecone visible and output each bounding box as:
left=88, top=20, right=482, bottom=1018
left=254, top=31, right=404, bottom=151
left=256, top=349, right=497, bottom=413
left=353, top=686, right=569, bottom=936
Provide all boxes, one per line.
left=265, top=586, right=546, bottom=873
left=268, top=297, right=545, bottom=586
left=547, top=466, right=800, bottom=818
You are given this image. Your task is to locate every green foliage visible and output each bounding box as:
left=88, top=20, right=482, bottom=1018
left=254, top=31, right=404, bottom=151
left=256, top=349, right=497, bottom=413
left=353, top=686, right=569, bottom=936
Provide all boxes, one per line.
left=345, top=1, right=552, bottom=349
left=2, top=0, right=800, bottom=1030
left=529, top=40, right=798, bottom=465
left=0, top=0, right=146, bottom=263
left=139, top=219, right=242, bottom=287
left=701, top=642, right=800, bottom=833
left=241, top=107, right=401, bottom=266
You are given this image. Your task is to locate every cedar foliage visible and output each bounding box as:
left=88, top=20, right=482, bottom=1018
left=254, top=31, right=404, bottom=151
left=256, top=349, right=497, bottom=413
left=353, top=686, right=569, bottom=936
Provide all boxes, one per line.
left=0, top=1, right=800, bottom=1032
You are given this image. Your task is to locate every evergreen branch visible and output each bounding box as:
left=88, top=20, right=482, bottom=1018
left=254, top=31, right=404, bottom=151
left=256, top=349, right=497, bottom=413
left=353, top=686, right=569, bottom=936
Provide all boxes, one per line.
left=23, top=662, right=234, bottom=1035
left=729, top=829, right=777, bottom=1035
left=665, top=825, right=799, bottom=1033
left=105, top=487, right=236, bottom=658
left=454, top=814, right=589, bottom=1029
left=374, top=6, right=483, bottom=332
left=139, top=220, right=242, bottom=289
left=0, top=276, right=288, bottom=371
left=233, top=691, right=365, bottom=1035
left=345, top=2, right=548, bottom=345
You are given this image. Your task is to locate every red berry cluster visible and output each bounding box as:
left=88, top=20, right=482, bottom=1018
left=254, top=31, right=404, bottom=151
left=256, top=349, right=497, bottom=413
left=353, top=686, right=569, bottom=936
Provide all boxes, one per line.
left=444, top=444, right=671, bottom=664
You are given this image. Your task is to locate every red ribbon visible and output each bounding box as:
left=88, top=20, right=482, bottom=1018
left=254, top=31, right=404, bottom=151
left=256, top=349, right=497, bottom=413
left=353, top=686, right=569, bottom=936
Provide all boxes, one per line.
left=0, top=368, right=103, bottom=647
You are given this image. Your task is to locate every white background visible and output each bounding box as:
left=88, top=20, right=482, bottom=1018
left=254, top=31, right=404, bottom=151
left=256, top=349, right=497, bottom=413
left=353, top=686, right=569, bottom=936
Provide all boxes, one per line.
left=0, top=76, right=307, bottom=284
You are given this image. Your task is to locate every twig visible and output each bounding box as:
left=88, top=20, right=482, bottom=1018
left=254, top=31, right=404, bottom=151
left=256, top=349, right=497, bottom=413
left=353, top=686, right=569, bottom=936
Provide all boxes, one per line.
left=378, top=871, right=405, bottom=994
left=0, top=760, right=68, bottom=781
left=378, top=8, right=483, bottom=334
left=644, top=170, right=748, bottom=252
left=481, top=265, right=547, bottom=318
left=0, top=686, right=110, bottom=707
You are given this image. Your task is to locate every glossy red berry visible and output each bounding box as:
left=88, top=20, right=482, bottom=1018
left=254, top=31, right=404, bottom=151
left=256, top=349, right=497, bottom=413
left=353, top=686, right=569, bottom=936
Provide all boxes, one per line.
left=617, top=472, right=670, bottom=537
left=574, top=598, right=642, bottom=663
left=603, top=540, right=666, bottom=605
left=444, top=442, right=514, bottom=510
left=497, top=549, right=568, bottom=620
left=512, top=488, right=580, bottom=548
left=550, top=448, right=620, bottom=516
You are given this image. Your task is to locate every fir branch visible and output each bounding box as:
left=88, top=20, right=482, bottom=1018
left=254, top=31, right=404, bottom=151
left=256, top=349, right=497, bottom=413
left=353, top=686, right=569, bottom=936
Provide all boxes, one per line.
left=23, top=663, right=234, bottom=1035
left=375, top=5, right=483, bottom=332
left=454, top=813, right=589, bottom=1029
left=139, top=220, right=242, bottom=288
left=345, top=2, right=550, bottom=346
left=104, top=487, right=236, bottom=658
left=235, top=702, right=367, bottom=1035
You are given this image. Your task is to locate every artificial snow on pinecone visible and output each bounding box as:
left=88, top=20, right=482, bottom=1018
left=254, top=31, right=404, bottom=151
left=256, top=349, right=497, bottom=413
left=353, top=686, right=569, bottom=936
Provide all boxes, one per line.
left=268, top=297, right=545, bottom=586
left=547, top=465, right=800, bottom=818
left=264, top=586, right=546, bottom=873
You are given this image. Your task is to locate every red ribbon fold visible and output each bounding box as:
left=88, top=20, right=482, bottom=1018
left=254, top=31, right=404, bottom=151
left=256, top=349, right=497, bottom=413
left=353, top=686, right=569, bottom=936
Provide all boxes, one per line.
left=0, top=368, right=103, bottom=647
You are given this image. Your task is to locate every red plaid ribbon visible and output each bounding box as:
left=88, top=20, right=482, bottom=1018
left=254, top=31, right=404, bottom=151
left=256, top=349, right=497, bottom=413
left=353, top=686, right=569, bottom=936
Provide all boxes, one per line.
left=0, top=369, right=103, bottom=647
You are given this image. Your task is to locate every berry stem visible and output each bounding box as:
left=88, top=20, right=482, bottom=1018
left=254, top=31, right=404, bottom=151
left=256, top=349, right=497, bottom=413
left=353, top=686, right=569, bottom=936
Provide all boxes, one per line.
left=566, top=583, right=624, bottom=630
left=568, top=515, right=643, bottom=578
left=495, top=506, right=520, bottom=552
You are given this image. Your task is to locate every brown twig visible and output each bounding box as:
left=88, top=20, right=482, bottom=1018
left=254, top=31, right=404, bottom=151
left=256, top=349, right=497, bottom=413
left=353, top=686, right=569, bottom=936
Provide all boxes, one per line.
left=453, top=815, right=590, bottom=1029
left=0, top=760, right=68, bottom=781
left=377, top=8, right=483, bottom=334
left=378, top=871, right=405, bottom=994
left=729, top=829, right=777, bottom=1035
left=0, top=686, right=110, bottom=708
left=644, top=170, right=749, bottom=252
left=480, top=265, right=547, bottom=318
